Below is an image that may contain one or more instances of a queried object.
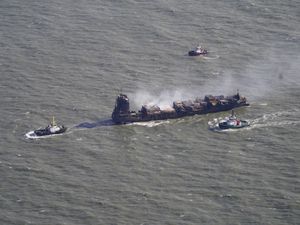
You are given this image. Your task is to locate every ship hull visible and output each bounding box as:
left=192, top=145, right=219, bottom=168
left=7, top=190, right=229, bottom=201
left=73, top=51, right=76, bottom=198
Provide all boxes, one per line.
left=112, top=101, right=249, bottom=124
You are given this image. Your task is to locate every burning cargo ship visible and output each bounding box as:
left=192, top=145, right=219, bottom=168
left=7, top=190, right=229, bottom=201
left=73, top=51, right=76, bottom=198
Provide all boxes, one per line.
left=112, top=91, right=249, bottom=124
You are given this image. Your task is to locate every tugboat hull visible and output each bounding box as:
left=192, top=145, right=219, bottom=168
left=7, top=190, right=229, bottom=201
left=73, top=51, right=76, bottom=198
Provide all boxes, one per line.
left=25, top=126, right=67, bottom=139
left=188, top=50, right=208, bottom=56
left=34, top=126, right=67, bottom=136
left=219, top=120, right=250, bottom=129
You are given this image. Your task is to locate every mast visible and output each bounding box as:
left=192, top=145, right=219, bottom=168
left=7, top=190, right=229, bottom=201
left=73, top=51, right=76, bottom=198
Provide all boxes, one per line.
left=51, top=116, right=56, bottom=126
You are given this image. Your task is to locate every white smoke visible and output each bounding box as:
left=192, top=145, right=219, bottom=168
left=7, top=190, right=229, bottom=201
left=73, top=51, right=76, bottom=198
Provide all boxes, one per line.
left=239, top=52, right=300, bottom=100
left=130, top=89, right=192, bottom=110
left=129, top=50, right=299, bottom=109
left=129, top=74, right=241, bottom=110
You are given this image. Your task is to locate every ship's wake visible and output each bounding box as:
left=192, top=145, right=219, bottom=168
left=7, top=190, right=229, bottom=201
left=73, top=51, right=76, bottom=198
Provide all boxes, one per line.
left=247, top=110, right=300, bottom=130
left=130, top=120, right=170, bottom=127
left=202, top=55, right=220, bottom=60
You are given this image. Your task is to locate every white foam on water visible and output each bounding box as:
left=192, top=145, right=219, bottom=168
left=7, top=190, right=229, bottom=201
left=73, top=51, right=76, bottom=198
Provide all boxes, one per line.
left=24, top=131, right=66, bottom=140
left=202, top=55, right=220, bottom=60
left=131, top=120, right=170, bottom=127
left=240, top=110, right=300, bottom=131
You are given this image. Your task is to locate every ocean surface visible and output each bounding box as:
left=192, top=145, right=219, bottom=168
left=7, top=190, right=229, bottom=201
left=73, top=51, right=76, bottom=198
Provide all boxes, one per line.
left=1, top=0, right=299, bottom=224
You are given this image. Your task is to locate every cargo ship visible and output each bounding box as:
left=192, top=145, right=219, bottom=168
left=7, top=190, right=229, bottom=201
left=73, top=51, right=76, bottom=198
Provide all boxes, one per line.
left=112, top=91, right=249, bottom=124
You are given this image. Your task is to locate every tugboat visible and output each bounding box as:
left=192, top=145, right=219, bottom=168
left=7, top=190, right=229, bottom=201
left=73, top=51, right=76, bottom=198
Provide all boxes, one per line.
left=112, top=91, right=249, bottom=124
left=25, top=117, right=67, bottom=139
left=188, top=45, right=208, bottom=56
left=218, top=110, right=250, bottom=129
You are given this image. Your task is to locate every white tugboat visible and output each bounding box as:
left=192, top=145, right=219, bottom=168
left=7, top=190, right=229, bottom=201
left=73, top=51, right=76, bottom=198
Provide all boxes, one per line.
left=218, top=110, right=250, bottom=129
left=188, top=45, right=208, bottom=56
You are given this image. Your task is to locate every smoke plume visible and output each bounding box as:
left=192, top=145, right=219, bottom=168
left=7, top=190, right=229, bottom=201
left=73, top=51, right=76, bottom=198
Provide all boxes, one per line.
left=129, top=50, right=299, bottom=109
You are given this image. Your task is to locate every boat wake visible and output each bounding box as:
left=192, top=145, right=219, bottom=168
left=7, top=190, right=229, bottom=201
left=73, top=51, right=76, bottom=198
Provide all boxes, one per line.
left=247, top=110, right=300, bottom=129
left=202, top=55, right=220, bottom=60
left=130, top=120, right=170, bottom=127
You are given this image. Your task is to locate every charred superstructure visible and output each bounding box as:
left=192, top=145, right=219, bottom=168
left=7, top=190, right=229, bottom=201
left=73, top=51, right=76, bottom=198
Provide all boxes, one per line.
left=112, top=92, right=249, bottom=124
